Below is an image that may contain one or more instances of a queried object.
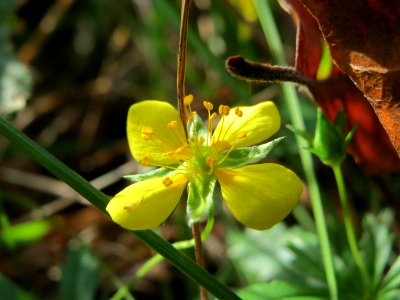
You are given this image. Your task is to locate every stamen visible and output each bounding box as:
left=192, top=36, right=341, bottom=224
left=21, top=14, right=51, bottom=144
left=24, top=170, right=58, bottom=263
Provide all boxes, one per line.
left=175, top=145, right=189, bottom=156
left=204, top=102, right=215, bottom=146
left=141, top=157, right=150, bottom=166
left=184, top=94, right=194, bottom=106
left=237, top=132, right=247, bottom=139
left=217, top=132, right=247, bottom=166
left=141, top=126, right=154, bottom=140
left=218, top=105, right=230, bottom=116
left=203, top=101, right=213, bottom=111
left=187, top=111, right=197, bottom=121
left=162, top=177, right=173, bottom=187
left=167, top=120, right=179, bottom=129
left=235, top=107, right=243, bottom=117
left=205, top=156, right=216, bottom=174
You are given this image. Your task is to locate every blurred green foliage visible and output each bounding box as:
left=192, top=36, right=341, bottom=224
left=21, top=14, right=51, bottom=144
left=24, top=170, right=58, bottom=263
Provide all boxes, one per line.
left=0, top=0, right=398, bottom=299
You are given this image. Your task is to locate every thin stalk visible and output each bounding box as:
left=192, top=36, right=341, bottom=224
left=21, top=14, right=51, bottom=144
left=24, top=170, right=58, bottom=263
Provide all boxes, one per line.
left=332, top=164, right=369, bottom=287
left=177, top=1, right=208, bottom=299
left=253, top=1, right=338, bottom=299
left=177, top=0, right=190, bottom=136
left=192, top=222, right=208, bottom=300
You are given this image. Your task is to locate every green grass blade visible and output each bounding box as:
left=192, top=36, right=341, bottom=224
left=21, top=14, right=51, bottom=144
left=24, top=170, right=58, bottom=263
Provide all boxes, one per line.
left=0, top=116, right=240, bottom=300
left=253, top=1, right=338, bottom=299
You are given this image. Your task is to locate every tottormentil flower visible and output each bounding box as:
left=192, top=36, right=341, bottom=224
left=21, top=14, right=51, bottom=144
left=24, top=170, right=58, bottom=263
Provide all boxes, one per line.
left=106, top=97, right=303, bottom=230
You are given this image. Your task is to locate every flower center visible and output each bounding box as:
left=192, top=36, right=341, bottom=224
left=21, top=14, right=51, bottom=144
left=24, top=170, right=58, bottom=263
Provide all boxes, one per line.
left=138, top=95, right=247, bottom=178
left=184, top=96, right=246, bottom=172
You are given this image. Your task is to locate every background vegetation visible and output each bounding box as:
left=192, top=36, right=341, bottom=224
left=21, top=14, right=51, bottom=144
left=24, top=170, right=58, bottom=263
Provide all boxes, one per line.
left=1, top=0, right=399, bottom=299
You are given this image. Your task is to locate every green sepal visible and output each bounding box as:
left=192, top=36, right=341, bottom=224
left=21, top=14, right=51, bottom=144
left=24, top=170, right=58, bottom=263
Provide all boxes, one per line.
left=217, top=137, right=285, bottom=168
left=187, top=174, right=216, bottom=224
left=344, top=120, right=359, bottom=148
left=311, top=109, right=347, bottom=167
left=123, top=166, right=175, bottom=182
left=333, top=109, right=346, bottom=135
left=189, top=112, right=207, bottom=139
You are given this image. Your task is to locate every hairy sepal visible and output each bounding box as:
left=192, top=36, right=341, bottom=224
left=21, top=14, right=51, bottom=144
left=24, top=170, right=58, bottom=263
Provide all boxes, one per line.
left=187, top=174, right=216, bottom=224
left=124, top=167, right=174, bottom=182
left=217, top=137, right=285, bottom=168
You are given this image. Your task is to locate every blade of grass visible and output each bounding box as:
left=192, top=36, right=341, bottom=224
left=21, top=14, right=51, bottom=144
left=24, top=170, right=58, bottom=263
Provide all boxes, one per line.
left=253, top=1, right=338, bottom=300
left=0, top=116, right=240, bottom=300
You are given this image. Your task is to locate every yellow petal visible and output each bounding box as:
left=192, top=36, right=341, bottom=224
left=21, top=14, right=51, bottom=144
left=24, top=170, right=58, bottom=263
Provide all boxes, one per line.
left=216, top=164, right=302, bottom=230
left=106, top=174, right=188, bottom=230
left=127, top=101, right=188, bottom=165
left=212, top=101, right=280, bottom=150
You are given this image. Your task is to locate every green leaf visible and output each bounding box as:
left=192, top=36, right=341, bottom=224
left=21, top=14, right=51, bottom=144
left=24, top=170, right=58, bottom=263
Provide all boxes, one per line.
left=61, top=243, right=100, bottom=300
left=0, top=274, right=38, bottom=300
left=217, top=137, right=284, bottom=168
left=227, top=225, right=330, bottom=297
left=187, top=174, right=216, bottom=224
left=0, top=218, right=52, bottom=247
left=379, top=256, right=400, bottom=297
left=0, top=116, right=241, bottom=300
left=360, top=210, right=394, bottom=288
left=238, top=281, right=326, bottom=300
left=124, top=167, right=174, bottom=182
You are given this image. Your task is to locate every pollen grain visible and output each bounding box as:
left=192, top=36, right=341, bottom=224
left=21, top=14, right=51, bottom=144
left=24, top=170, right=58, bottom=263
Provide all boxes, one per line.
left=162, top=177, right=173, bottom=187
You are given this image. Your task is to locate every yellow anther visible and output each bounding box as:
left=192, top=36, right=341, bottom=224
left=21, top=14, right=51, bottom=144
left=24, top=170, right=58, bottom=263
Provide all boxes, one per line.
left=184, top=94, right=194, bottom=106
left=235, top=107, right=243, bottom=117
left=237, top=132, right=247, bottom=139
left=141, top=126, right=154, bottom=140
left=203, top=101, right=214, bottom=111
left=175, top=145, right=189, bottom=156
left=187, top=111, right=197, bottom=120
left=210, top=112, right=217, bottom=120
left=167, top=120, right=179, bottom=129
left=141, top=157, right=150, bottom=166
left=162, top=177, right=173, bottom=187
left=219, top=105, right=230, bottom=116
left=205, top=156, right=216, bottom=173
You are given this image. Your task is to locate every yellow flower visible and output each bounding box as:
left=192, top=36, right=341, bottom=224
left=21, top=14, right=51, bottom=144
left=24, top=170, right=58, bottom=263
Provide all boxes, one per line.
left=106, top=98, right=302, bottom=230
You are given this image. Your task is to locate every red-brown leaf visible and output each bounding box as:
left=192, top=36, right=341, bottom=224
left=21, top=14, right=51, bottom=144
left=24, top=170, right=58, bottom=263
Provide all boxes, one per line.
left=279, top=0, right=400, bottom=172
left=297, top=0, right=400, bottom=158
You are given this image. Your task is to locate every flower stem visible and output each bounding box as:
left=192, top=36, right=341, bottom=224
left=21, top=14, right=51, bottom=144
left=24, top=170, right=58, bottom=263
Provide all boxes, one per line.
left=253, top=1, right=338, bottom=299
left=332, top=164, right=369, bottom=287
left=192, top=223, right=209, bottom=300
left=177, top=1, right=208, bottom=299
left=177, top=0, right=191, bottom=137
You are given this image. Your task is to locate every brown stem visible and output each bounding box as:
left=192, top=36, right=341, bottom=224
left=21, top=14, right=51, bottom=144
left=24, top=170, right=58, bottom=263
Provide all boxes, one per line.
left=177, top=1, right=208, bottom=299
left=192, top=223, right=209, bottom=300
left=177, top=0, right=191, bottom=138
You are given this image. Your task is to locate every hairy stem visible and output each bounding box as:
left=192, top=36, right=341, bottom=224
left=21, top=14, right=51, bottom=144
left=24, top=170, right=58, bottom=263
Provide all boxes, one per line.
left=177, top=1, right=208, bottom=299
left=177, top=0, right=191, bottom=137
